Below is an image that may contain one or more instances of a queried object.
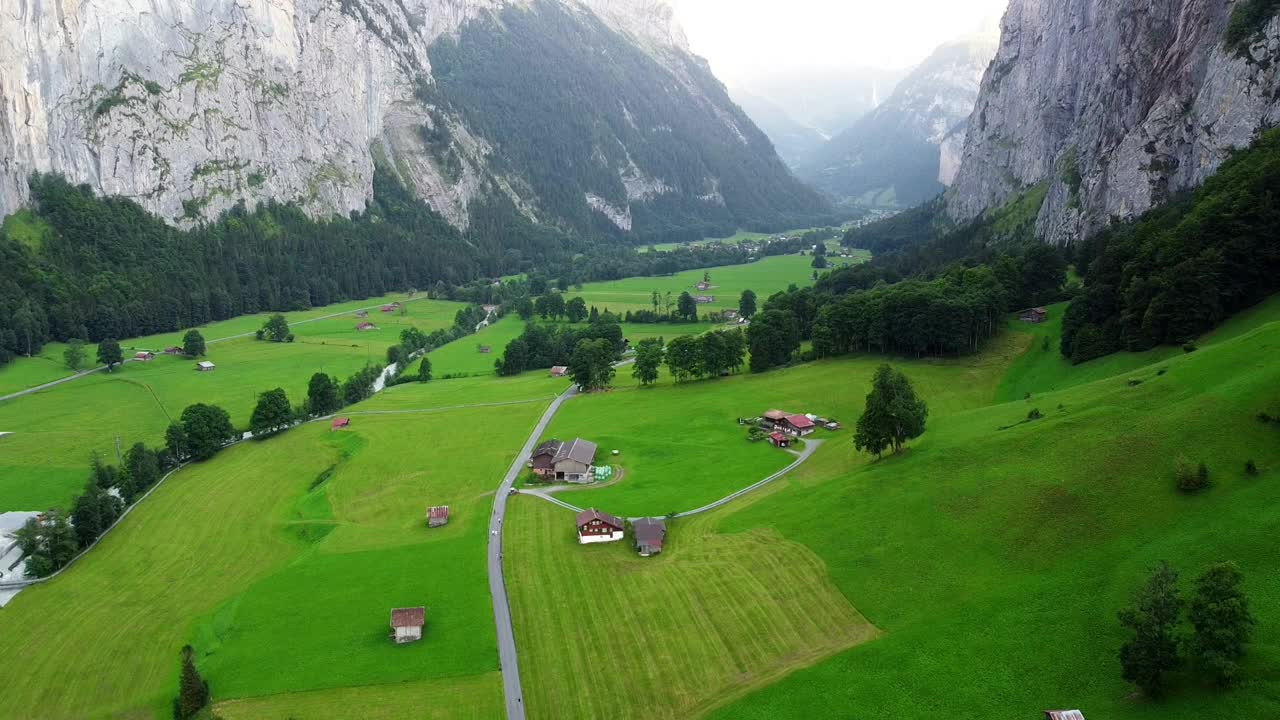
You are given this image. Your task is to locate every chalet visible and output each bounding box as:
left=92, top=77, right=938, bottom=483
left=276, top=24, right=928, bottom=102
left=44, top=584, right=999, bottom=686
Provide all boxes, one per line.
left=576, top=508, right=624, bottom=544
left=632, top=517, right=666, bottom=556
left=426, top=505, right=449, bottom=528
left=782, top=414, right=815, bottom=436
left=531, top=438, right=598, bottom=483
left=695, top=281, right=712, bottom=291
left=694, top=295, right=715, bottom=304
left=195, top=361, right=216, bottom=372
left=762, top=409, right=788, bottom=427
left=381, top=303, right=400, bottom=313
left=389, top=607, right=425, bottom=644
left=355, top=310, right=369, bottom=318
left=134, top=351, right=154, bottom=361
left=549, top=366, right=569, bottom=378
left=768, top=431, right=790, bottom=448
left=331, top=417, right=350, bottom=431
left=1019, top=307, right=1048, bottom=323
left=163, top=346, right=182, bottom=355
left=1043, top=712, right=1085, bottom=720
left=355, top=322, right=378, bottom=332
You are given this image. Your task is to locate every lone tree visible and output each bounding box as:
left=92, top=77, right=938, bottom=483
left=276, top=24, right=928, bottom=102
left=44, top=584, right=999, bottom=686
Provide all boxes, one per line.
left=738, top=289, right=757, bottom=319
left=677, top=291, right=698, bottom=321
left=182, top=329, right=206, bottom=357
left=417, top=354, right=433, bottom=382
left=305, top=373, right=341, bottom=417
left=1188, top=562, right=1255, bottom=687
left=174, top=644, right=210, bottom=720
left=180, top=403, right=236, bottom=461
left=1118, top=561, right=1184, bottom=697
left=249, top=388, right=293, bottom=438
left=853, top=364, right=928, bottom=457
left=566, top=296, right=588, bottom=323
left=632, top=337, right=663, bottom=386
left=568, top=338, right=615, bottom=392
left=63, top=339, right=86, bottom=370
left=97, top=338, right=123, bottom=371
left=261, top=314, right=290, bottom=342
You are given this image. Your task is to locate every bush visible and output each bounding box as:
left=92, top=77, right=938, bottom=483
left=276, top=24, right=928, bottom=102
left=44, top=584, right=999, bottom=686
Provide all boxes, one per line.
left=1175, top=456, right=1210, bottom=493
left=1027, top=408, right=1043, bottom=421
left=1245, top=459, right=1258, bottom=476
left=1182, top=342, right=1198, bottom=353
left=1128, top=378, right=1144, bottom=386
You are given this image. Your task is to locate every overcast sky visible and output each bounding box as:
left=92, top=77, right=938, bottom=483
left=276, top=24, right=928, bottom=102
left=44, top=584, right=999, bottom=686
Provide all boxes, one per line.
left=669, top=0, right=1009, bottom=87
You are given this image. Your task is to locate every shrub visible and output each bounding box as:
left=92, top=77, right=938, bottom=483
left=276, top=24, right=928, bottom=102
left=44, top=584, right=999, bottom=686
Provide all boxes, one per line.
left=1245, top=459, right=1258, bottom=476
left=1182, top=341, right=1198, bottom=353
left=1175, top=456, right=1209, bottom=493
left=1128, top=378, right=1144, bottom=386
left=1027, top=408, right=1043, bottom=421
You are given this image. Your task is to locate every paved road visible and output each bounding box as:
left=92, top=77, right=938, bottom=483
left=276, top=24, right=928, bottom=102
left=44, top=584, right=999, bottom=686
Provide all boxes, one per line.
left=487, top=382, right=579, bottom=720
left=673, top=439, right=823, bottom=518
left=0, top=296, right=432, bottom=404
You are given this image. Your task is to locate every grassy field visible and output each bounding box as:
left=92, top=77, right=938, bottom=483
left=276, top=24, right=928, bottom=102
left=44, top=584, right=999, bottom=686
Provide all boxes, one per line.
left=504, top=499, right=879, bottom=720
left=0, top=392, right=547, bottom=718
left=705, top=319, right=1280, bottom=719
left=637, top=229, right=777, bottom=253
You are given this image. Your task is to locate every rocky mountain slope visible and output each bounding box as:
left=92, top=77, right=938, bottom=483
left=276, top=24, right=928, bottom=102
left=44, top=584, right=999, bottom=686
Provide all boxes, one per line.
left=948, top=0, right=1280, bottom=244
left=0, top=0, right=824, bottom=239
left=728, top=88, right=826, bottom=169
left=799, top=33, right=997, bottom=208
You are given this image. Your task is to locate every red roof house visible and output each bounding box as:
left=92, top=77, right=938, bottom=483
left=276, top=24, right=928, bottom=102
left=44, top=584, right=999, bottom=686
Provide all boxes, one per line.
left=331, top=417, right=350, bottom=430
left=549, top=366, right=569, bottom=378
left=782, top=414, right=815, bottom=436
left=389, top=607, right=425, bottom=644
left=134, top=351, right=154, bottom=361
left=576, top=508, right=624, bottom=545
left=355, top=322, right=378, bottom=332
left=768, top=431, right=790, bottom=448
left=381, top=302, right=400, bottom=313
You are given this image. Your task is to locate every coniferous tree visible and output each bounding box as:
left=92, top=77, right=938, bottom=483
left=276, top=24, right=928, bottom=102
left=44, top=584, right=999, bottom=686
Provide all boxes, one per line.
left=1118, top=562, right=1184, bottom=697
left=853, top=364, right=929, bottom=457
left=1188, top=562, right=1254, bottom=687
left=417, top=355, right=433, bottom=382
left=174, top=645, right=210, bottom=720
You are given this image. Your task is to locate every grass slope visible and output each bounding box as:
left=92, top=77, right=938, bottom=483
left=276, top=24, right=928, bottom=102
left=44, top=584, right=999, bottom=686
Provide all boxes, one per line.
left=0, top=395, right=547, bottom=718
left=708, top=322, right=1280, bottom=719
left=504, top=500, right=878, bottom=720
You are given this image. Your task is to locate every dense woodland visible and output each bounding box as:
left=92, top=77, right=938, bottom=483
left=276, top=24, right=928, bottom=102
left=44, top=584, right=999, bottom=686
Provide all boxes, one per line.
left=0, top=173, right=808, bottom=367
left=1061, top=128, right=1280, bottom=363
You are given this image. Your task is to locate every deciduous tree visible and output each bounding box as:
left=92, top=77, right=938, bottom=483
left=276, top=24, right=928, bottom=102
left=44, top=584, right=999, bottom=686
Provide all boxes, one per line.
left=249, top=388, right=293, bottom=438
left=182, top=329, right=206, bottom=357
left=1118, top=562, right=1184, bottom=697
left=568, top=338, right=615, bottom=392
left=738, top=289, right=757, bottom=319
left=261, top=314, right=290, bottom=342
left=632, top=338, right=663, bottom=386
left=566, top=297, right=588, bottom=323
left=63, top=339, right=86, bottom=370
left=677, top=291, right=697, bottom=321
left=1188, top=562, right=1254, bottom=687
left=97, top=338, right=123, bottom=371
left=746, top=310, right=799, bottom=373
left=306, top=373, right=341, bottom=416
left=180, top=403, right=236, bottom=460
left=853, top=364, right=928, bottom=457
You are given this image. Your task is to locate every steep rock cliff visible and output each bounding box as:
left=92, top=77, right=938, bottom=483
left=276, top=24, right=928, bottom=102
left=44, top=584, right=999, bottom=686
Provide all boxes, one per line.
left=0, top=0, right=822, bottom=237
left=949, top=0, right=1280, bottom=244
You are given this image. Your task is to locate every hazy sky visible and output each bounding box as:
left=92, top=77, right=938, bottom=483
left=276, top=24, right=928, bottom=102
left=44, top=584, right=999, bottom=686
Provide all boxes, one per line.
left=669, top=0, right=1009, bottom=87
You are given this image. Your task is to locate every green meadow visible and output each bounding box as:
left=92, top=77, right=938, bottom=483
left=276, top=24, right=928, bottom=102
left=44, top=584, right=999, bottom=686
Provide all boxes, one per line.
left=0, top=393, right=548, bottom=718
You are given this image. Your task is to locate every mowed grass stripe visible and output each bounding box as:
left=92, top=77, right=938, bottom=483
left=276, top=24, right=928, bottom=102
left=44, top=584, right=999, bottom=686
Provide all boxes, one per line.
left=505, top=498, right=877, bottom=720
left=213, top=671, right=504, bottom=719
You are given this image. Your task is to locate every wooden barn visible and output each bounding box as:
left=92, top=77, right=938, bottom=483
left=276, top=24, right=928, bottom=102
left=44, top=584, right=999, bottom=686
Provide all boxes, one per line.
left=1043, top=711, right=1085, bottom=720
left=1019, top=307, right=1048, bottom=323
left=694, top=295, right=715, bottom=304
left=163, top=346, right=182, bottom=355
left=389, top=607, right=425, bottom=644
left=195, top=361, right=216, bottom=372
left=478, top=345, right=491, bottom=354
left=632, top=517, right=666, bottom=556
left=134, top=351, right=154, bottom=361
left=331, top=417, right=350, bottom=431
left=549, top=366, right=568, bottom=378
left=355, top=322, right=378, bottom=332
left=426, top=506, right=449, bottom=528
left=768, top=431, right=790, bottom=448
left=575, top=508, right=624, bottom=544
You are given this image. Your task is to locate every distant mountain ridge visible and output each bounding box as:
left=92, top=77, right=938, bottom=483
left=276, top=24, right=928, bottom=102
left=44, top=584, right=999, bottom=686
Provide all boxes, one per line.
left=799, top=32, right=998, bottom=209
left=727, top=89, right=827, bottom=169
left=0, top=0, right=827, bottom=241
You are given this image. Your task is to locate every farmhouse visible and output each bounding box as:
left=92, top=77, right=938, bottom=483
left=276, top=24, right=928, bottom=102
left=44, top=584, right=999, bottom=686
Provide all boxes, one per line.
left=389, top=607, right=425, bottom=644
left=331, top=417, right=350, bottom=430
left=381, top=302, right=400, bottom=313
left=1043, top=712, right=1085, bottom=720
left=768, top=431, right=790, bottom=448
left=549, top=366, right=568, bottom=378
left=530, top=438, right=598, bottom=483
left=576, top=509, right=624, bottom=544
left=426, top=505, right=449, bottom=528
left=782, top=414, right=815, bottom=436
left=632, top=517, right=666, bottom=556
left=355, top=322, right=378, bottom=332
left=195, top=361, right=216, bottom=372
left=134, top=351, right=154, bottom=361
left=1019, top=307, right=1048, bottom=323
left=163, top=346, right=182, bottom=355
left=762, top=409, right=788, bottom=425
left=694, top=295, right=715, bottom=304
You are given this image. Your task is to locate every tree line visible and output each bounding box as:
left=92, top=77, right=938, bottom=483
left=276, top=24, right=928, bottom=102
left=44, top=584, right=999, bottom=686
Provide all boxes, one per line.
left=495, top=318, right=625, bottom=376
left=1061, top=128, right=1280, bottom=364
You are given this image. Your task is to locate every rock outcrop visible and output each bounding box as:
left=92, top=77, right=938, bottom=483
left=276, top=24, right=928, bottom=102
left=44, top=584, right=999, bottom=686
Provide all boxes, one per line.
left=0, top=0, right=819, bottom=235
left=948, top=0, right=1280, bottom=244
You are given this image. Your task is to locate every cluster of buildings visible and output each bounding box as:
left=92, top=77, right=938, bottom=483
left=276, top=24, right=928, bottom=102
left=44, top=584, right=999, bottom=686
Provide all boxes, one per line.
left=575, top=509, right=666, bottom=557
left=755, top=409, right=839, bottom=448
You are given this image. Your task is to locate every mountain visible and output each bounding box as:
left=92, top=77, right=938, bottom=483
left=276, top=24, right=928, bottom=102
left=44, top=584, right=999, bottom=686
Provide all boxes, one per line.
left=798, top=33, right=998, bottom=209
left=948, top=0, right=1280, bottom=244
left=728, top=88, right=826, bottom=169
left=0, top=0, right=827, bottom=242
left=739, top=67, right=907, bottom=137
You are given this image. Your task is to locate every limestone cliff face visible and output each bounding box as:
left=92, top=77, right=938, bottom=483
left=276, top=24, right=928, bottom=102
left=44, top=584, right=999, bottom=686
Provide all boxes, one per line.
left=948, top=0, right=1280, bottom=244
left=0, top=0, right=799, bottom=232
